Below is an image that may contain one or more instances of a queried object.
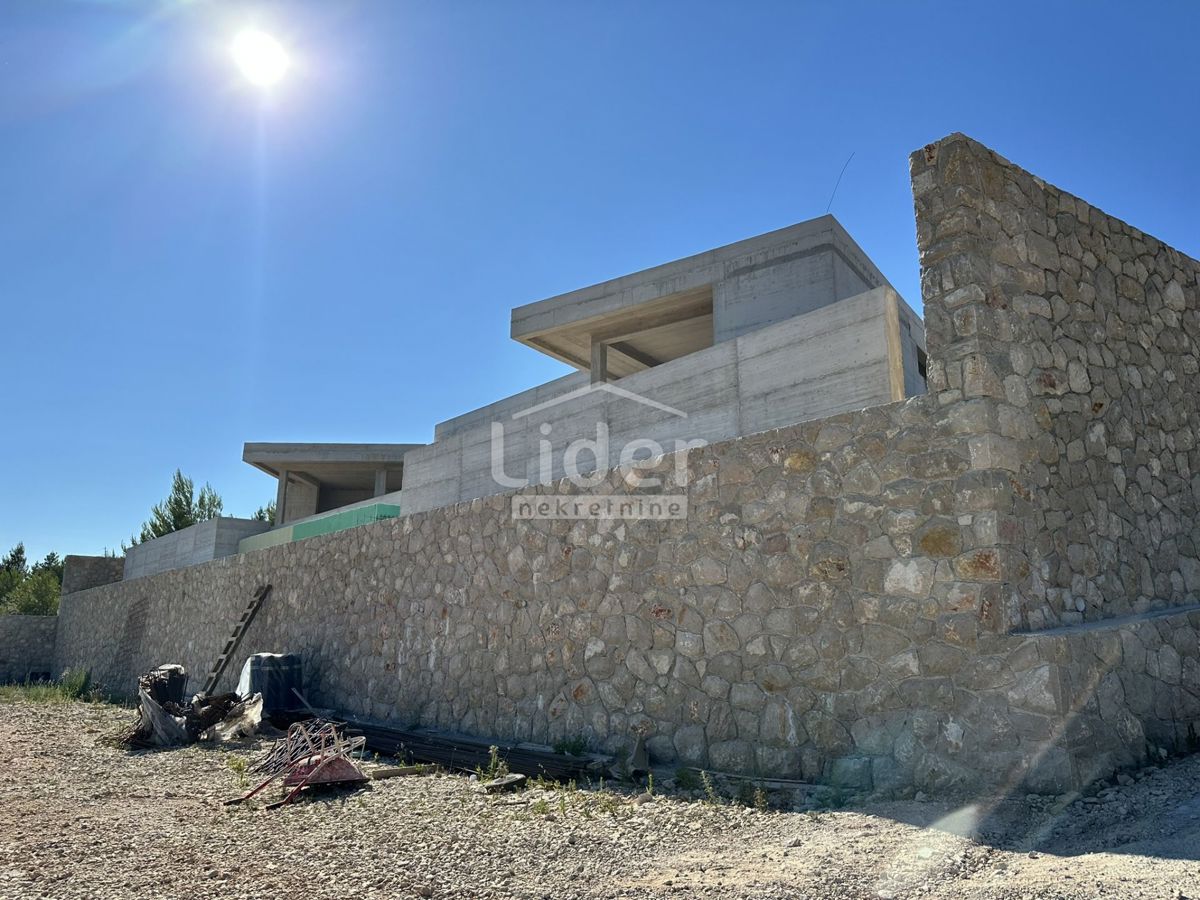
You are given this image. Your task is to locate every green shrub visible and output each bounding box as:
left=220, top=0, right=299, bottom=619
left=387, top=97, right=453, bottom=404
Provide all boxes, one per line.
left=59, top=668, right=91, bottom=699
left=0, top=669, right=96, bottom=704
left=553, top=736, right=588, bottom=756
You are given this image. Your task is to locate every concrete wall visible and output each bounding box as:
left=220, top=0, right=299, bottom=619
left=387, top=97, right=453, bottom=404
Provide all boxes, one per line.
left=434, top=372, right=590, bottom=442
left=402, top=287, right=924, bottom=516
left=280, top=478, right=319, bottom=523
left=123, top=517, right=271, bottom=581
left=912, top=133, right=1200, bottom=631
left=0, top=616, right=57, bottom=682
left=61, top=555, right=124, bottom=595
left=712, top=230, right=878, bottom=342
left=512, top=215, right=892, bottom=348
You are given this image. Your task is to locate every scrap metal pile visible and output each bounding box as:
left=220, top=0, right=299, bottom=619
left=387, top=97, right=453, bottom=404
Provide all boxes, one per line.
left=122, top=665, right=263, bottom=748
left=225, top=718, right=368, bottom=809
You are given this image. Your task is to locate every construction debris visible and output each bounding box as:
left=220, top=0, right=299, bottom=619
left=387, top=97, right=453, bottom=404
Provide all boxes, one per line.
left=122, top=665, right=263, bottom=748
left=369, top=765, right=436, bottom=781
left=236, top=651, right=301, bottom=715
left=227, top=718, right=368, bottom=809
left=344, top=718, right=613, bottom=782
left=482, top=773, right=528, bottom=793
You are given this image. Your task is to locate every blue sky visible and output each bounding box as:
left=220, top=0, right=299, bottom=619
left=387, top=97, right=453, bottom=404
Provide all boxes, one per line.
left=1, top=1, right=1197, bottom=561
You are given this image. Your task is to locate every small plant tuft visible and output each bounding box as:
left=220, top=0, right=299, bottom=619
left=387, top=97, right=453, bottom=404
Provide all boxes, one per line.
left=0, top=669, right=100, bottom=705
left=476, top=745, right=510, bottom=782
left=553, top=736, right=588, bottom=757
left=59, top=668, right=91, bottom=699
left=226, top=755, right=248, bottom=788
left=753, top=785, right=769, bottom=812
left=700, top=770, right=721, bottom=806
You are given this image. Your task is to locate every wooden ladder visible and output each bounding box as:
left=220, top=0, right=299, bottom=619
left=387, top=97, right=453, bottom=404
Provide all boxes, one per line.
left=201, top=583, right=272, bottom=696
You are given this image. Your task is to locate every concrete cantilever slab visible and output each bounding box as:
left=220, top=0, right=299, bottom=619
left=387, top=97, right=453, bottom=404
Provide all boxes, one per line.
left=243, top=442, right=425, bottom=525
left=510, top=214, right=895, bottom=375
left=243, top=442, right=424, bottom=471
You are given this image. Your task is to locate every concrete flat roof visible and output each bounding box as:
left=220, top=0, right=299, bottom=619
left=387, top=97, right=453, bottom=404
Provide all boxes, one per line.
left=510, top=215, right=892, bottom=370
left=243, top=442, right=423, bottom=490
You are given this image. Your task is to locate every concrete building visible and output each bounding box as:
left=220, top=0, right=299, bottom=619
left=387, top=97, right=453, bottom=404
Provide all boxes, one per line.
left=124, top=213, right=925, bottom=577
left=243, top=442, right=417, bottom=525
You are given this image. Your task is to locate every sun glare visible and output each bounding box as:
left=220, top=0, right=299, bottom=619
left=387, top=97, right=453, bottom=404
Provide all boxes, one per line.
left=231, top=29, right=290, bottom=88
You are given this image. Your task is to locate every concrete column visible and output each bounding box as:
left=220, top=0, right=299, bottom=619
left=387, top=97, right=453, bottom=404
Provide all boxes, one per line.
left=590, top=338, right=608, bottom=384
left=275, top=469, right=289, bottom=525
left=373, top=469, right=388, bottom=497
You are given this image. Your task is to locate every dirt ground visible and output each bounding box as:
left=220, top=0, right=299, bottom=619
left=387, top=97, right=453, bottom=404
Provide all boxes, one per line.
left=1, top=700, right=1197, bottom=900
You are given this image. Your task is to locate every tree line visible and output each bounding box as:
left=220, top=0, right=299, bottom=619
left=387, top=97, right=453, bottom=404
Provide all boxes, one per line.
left=0, top=544, right=64, bottom=616
left=2, top=470, right=274, bottom=616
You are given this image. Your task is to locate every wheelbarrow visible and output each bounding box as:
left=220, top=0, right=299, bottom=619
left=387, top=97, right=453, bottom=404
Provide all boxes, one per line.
left=224, top=719, right=368, bottom=809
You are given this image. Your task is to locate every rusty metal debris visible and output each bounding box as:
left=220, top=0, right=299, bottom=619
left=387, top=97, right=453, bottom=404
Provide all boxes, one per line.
left=225, top=718, right=368, bottom=809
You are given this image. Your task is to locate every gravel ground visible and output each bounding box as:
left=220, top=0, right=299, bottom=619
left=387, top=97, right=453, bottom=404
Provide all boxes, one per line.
left=1, top=700, right=1198, bottom=900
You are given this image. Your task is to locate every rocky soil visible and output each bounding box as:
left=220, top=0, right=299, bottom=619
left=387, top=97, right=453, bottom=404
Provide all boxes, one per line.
left=1, top=700, right=1198, bottom=899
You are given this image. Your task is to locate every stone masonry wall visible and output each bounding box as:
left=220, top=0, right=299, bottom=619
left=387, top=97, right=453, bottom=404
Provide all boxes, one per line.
left=50, top=133, right=1200, bottom=795
left=913, top=133, right=1200, bottom=631
left=0, top=615, right=57, bottom=682
left=59, top=398, right=1008, bottom=789
left=55, top=388, right=1200, bottom=793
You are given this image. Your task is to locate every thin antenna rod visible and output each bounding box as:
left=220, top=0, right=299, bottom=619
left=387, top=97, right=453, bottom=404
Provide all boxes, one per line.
left=825, top=151, right=855, bottom=214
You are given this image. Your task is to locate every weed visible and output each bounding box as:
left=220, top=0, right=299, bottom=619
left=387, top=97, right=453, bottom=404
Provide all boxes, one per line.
left=531, top=797, right=550, bottom=816
left=754, top=786, right=769, bottom=812
left=700, top=770, right=722, bottom=806
left=475, top=745, right=510, bottom=783
left=59, top=668, right=91, bottom=699
left=531, top=773, right=563, bottom=791
left=486, top=745, right=508, bottom=780
left=0, top=669, right=99, bottom=705
left=226, top=755, right=248, bottom=788
left=596, top=791, right=621, bottom=817
left=553, top=736, right=588, bottom=757
left=647, top=772, right=655, bottom=796
left=675, top=768, right=700, bottom=791
left=734, top=780, right=770, bottom=811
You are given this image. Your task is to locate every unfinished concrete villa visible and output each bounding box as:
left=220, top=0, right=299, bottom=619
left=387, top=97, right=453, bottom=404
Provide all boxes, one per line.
left=9, top=133, right=1200, bottom=796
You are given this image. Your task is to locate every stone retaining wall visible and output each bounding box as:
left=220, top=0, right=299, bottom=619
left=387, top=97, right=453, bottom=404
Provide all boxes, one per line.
left=0, top=615, right=57, bottom=683
left=50, top=133, right=1200, bottom=795
left=912, top=133, right=1200, bottom=630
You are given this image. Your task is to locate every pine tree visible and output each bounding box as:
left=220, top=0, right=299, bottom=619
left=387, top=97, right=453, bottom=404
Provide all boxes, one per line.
left=130, top=470, right=225, bottom=545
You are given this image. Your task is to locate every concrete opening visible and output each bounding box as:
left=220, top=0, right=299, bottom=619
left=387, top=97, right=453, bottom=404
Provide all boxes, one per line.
left=525, top=286, right=716, bottom=383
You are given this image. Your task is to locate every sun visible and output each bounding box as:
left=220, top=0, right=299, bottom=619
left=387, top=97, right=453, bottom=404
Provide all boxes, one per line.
left=231, top=29, right=290, bottom=88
